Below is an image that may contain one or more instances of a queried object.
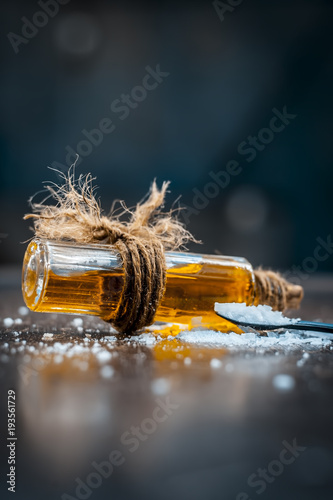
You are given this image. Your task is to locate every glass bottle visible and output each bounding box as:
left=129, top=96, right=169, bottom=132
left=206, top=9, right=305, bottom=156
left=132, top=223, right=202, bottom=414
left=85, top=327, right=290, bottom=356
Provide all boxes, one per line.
left=22, top=238, right=258, bottom=330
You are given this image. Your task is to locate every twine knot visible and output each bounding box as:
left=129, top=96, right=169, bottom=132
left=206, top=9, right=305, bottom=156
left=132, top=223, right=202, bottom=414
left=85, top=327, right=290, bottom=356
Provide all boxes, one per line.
left=89, top=222, right=167, bottom=331
left=24, top=169, right=194, bottom=333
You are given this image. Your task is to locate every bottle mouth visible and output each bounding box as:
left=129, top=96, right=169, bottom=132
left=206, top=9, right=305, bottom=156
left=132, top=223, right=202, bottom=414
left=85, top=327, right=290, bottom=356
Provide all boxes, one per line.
left=22, top=239, right=47, bottom=311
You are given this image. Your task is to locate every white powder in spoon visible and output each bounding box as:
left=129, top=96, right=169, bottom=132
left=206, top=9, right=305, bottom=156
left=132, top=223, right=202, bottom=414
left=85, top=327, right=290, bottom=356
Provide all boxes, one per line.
left=214, top=302, right=300, bottom=326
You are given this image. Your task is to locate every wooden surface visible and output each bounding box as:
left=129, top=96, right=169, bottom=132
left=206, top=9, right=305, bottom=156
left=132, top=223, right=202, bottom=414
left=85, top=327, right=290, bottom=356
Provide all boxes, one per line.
left=0, top=270, right=333, bottom=500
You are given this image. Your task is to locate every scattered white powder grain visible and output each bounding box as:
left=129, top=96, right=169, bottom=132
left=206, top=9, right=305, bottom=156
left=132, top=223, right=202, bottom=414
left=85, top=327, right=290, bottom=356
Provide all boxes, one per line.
left=71, top=318, right=83, bottom=328
left=67, top=344, right=87, bottom=356
left=18, top=306, right=29, bottom=316
left=210, top=358, right=222, bottom=369
left=296, top=351, right=311, bottom=367
left=3, top=318, right=14, bottom=328
left=177, top=330, right=330, bottom=349
left=52, top=342, right=70, bottom=353
left=42, top=333, right=54, bottom=340
left=100, top=365, right=114, bottom=379
left=272, top=374, right=295, bottom=391
left=151, top=378, right=171, bottom=395
left=214, top=302, right=299, bottom=326
left=14, top=318, right=23, bottom=325
left=103, top=336, right=117, bottom=342
left=91, top=345, right=102, bottom=354
left=53, top=354, right=63, bottom=364
left=184, top=357, right=192, bottom=366
left=96, top=350, right=112, bottom=363
left=135, top=333, right=158, bottom=346
left=77, top=361, right=89, bottom=371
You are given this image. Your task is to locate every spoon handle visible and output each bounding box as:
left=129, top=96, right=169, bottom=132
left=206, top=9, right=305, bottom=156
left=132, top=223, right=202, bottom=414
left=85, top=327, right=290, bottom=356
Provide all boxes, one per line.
left=288, top=321, right=333, bottom=335
left=243, top=321, right=333, bottom=341
left=215, top=310, right=333, bottom=339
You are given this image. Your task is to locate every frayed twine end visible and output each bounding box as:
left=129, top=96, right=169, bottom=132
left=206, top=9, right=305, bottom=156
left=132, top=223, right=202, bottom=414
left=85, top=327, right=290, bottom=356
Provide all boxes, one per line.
left=24, top=166, right=199, bottom=251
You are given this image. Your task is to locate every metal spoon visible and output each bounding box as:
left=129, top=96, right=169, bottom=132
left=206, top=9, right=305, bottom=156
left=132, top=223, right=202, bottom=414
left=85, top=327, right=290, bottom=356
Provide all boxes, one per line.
left=215, top=311, right=333, bottom=340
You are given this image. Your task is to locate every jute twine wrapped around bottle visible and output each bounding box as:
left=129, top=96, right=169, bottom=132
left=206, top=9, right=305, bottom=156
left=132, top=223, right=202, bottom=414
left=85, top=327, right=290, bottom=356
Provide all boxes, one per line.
left=24, top=169, right=303, bottom=333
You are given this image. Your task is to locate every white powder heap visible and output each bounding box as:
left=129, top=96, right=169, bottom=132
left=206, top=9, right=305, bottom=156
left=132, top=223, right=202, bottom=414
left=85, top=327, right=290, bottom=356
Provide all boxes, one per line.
left=176, top=330, right=331, bottom=349
left=214, top=302, right=299, bottom=326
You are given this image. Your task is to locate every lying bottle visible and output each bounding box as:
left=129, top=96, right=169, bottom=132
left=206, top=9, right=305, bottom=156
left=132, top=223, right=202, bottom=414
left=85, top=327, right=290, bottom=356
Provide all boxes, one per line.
left=22, top=238, right=302, bottom=330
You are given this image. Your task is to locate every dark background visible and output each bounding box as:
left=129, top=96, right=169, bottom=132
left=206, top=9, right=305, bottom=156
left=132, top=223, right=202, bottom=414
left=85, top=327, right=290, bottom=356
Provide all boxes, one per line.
left=1, top=4, right=333, bottom=500
left=1, top=0, right=332, bottom=271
